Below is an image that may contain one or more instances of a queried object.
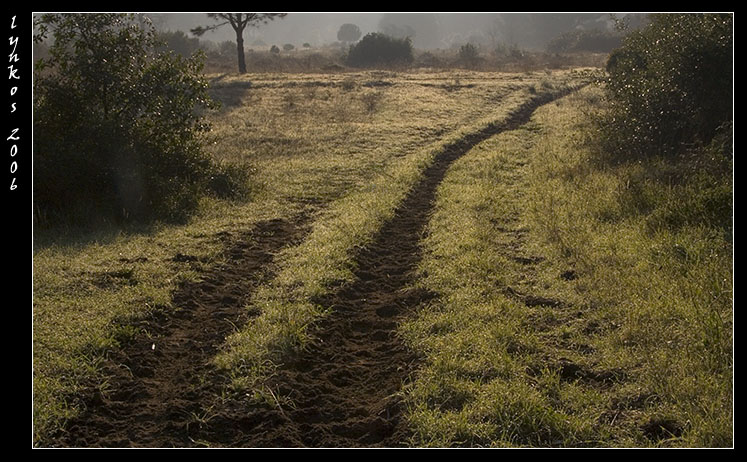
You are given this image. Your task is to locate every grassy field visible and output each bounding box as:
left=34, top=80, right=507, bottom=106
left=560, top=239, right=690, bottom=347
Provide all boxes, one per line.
left=32, top=69, right=731, bottom=447
left=400, top=85, right=733, bottom=447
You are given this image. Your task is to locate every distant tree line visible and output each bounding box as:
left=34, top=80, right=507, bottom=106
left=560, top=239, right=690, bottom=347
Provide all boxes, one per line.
left=546, top=28, right=623, bottom=54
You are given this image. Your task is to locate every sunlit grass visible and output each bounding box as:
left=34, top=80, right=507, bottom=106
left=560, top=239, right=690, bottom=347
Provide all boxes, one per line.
left=212, top=71, right=586, bottom=390
left=33, top=69, right=586, bottom=444
left=400, top=84, right=732, bottom=447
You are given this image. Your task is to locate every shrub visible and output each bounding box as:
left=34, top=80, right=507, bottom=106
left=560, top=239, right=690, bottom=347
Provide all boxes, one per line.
left=33, top=13, right=233, bottom=227
left=416, top=51, right=443, bottom=68
left=346, top=32, right=413, bottom=68
left=217, top=40, right=237, bottom=57
left=600, top=13, right=733, bottom=158
left=360, top=90, right=384, bottom=113
left=458, top=43, right=481, bottom=68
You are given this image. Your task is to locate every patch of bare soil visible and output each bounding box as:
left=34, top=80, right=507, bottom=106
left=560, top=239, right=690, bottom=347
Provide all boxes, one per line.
left=51, top=217, right=313, bottom=448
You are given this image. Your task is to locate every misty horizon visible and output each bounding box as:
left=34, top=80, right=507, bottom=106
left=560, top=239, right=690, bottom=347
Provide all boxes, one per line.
left=145, top=12, right=638, bottom=51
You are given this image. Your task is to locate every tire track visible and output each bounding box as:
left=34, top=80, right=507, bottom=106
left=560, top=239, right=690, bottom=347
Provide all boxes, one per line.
left=51, top=87, right=581, bottom=448
left=197, top=89, right=581, bottom=448
left=51, top=216, right=314, bottom=447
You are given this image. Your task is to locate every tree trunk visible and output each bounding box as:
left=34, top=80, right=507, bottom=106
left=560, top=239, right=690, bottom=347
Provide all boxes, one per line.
left=236, top=31, right=246, bottom=74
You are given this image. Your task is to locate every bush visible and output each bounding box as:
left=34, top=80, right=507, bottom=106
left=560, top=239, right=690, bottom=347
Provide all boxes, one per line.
left=346, top=32, right=413, bottom=68
left=33, top=13, right=233, bottom=227
left=415, top=51, right=443, bottom=68
left=217, top=40, right=237, bottom=57
left=600, top=14, right=733, bottom=158
left=458, top=43, right=481, bottom=68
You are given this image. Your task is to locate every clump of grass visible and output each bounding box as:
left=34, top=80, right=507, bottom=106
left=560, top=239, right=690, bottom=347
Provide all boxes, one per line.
left=360, top=90, right=384, bottom=113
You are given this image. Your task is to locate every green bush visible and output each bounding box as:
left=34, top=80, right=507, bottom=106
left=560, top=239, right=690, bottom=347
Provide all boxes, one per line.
left=346, top=32, right=413, bottom=68
left=33, top=13, right=238, bottom=227
left=458, top=43, right=481, bottom=68
left=217, top=40, right=237, bottom=57
left=600, top=14, right=733, bottom=158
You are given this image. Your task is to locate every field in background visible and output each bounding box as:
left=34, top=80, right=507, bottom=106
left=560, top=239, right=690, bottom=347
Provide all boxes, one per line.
left=202, top=46, right=609, bottom=74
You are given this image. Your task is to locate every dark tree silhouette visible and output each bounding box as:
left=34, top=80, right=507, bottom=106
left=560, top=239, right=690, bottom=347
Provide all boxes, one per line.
left=191, top=13, right=287, bottom=73
left=337, top=23, right=361, bottom=44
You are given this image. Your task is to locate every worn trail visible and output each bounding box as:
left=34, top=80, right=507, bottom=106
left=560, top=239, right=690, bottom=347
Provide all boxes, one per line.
left=53, top=89, right=578, bottom=448
left=194, top=91, right=578, bottom=448
left=53, top=217, right=312, bottom=448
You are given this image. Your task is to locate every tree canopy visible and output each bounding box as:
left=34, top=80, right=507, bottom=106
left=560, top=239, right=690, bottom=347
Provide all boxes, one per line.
left=337, top=23, right=362, bottom=43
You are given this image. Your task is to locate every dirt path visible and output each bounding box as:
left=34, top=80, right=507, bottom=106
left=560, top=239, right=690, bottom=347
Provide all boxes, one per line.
left=52, top=89, right=579, bottom=448
left=189, top=91, right=580, bottom=448
left=52, top=217, right=313, bottom=448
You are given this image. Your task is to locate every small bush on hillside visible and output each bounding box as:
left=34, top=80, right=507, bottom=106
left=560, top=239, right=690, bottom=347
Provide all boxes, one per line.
left=458, top=43, right=482, bottom=68
left=360, top=90, right=384, bottom=113
left=346, top=32, right=413, bottom=68
left=600, top=13, right=733, bottom=159
left=33, top=13, right=242, bottom=228
left=415, top=51, right=443, bottom=68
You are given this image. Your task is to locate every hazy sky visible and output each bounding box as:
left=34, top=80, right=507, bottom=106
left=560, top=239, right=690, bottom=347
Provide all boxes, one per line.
left=150, top=12, right=620, bottom=50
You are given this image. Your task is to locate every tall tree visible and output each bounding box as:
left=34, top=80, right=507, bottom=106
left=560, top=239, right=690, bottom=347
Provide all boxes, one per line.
left=191, top=13, right=286, bottom=73
left=337, top=23, right=361, bottom=45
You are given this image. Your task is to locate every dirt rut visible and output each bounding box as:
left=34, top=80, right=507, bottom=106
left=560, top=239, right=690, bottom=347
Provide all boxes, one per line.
left=52, top=217, right=312, bottom=448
